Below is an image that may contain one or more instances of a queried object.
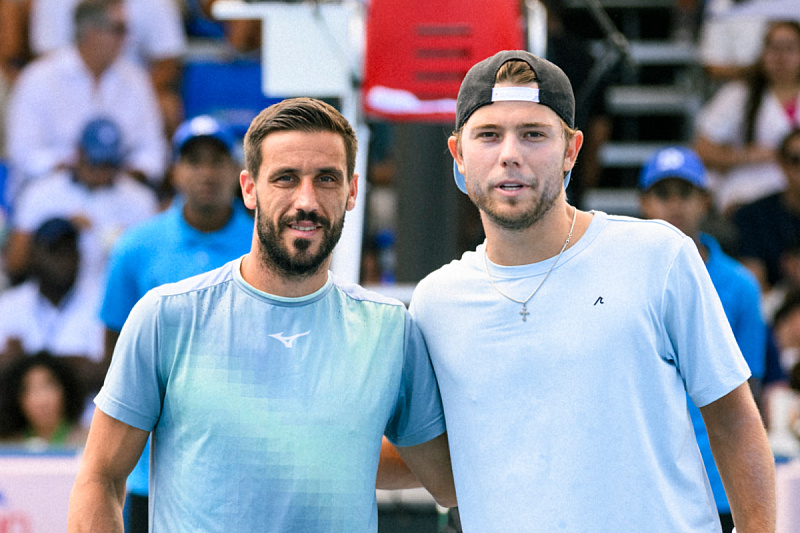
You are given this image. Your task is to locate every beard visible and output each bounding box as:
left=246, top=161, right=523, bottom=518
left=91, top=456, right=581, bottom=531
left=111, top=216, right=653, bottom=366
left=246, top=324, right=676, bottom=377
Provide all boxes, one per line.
left=469, top=169, right=563, bottom=231
left=255, top=197, right=346, bottom=279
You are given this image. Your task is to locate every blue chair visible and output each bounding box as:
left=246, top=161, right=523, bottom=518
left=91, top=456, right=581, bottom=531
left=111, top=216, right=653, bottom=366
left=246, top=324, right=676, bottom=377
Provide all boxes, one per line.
left=0, top=159, right=10, bottom=214
left=182, top=58, right=284, bottom=139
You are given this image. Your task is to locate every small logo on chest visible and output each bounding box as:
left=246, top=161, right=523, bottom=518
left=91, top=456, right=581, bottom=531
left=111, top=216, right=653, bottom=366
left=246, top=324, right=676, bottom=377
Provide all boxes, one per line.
left=269, top=331, right=311, bottom=348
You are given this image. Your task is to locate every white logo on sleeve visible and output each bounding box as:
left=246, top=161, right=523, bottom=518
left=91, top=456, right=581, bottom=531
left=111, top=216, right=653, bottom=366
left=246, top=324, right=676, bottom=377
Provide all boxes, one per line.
left=269, top=331, right=311, bottom=348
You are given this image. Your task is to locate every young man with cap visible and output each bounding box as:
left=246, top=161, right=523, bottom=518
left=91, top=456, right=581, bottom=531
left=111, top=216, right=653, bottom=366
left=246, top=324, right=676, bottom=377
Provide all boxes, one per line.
left=96, top=114, right=253, bottom=532
left=69, top=98, right=455, bottom=532
left=639, top=146, right=767, bottom=533
left=3, top=116, right=157, bottom=286
left=409, top=50, right=775, bottom=532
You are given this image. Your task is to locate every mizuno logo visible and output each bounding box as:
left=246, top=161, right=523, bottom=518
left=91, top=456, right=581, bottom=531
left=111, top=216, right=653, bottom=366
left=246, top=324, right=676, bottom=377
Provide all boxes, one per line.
left=269, top=331, right=311, bottom=348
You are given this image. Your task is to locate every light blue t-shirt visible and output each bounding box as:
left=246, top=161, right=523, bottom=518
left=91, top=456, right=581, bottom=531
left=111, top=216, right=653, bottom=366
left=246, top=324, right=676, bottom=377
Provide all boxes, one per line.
left=410, top=212, right=751, bottom=533
left=96, top=258, right=445, bottom=532
left=100, top=198, right=254, bottom=496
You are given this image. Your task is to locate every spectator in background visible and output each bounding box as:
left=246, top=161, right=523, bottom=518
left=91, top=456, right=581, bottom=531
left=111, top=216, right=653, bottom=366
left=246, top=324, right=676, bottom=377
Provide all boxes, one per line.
left=694, top=20, right=800, bottom=215
left=3, top=117, right=157, bottom=287
left=4, top=0, right=167, bottom=203
left=0, top=218, right=105, bottom=391
left=0, top=0, right=32, bottom=158
left=697, top=0, right=770, bottom=83
left=0, top=351, right=88, bottom=448
left=410, top=50, right=774, bottom=531
left=69, top=97, right=454, bottom=532
left=99, top=115, right=252, bottom=533
left=28, top=0, right=187, bottom=138
left=763, top=289, right=800, bottom=458
left=541, top=0, right=615, bottom=202
left=197, top=0, right=262, bottom=54
left=638, top=146, right=767, bottom=533
left=733, top=128, right=800, bottom=293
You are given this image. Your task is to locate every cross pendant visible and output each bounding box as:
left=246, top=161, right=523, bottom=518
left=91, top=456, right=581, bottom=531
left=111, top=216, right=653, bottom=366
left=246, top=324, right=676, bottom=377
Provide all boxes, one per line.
left=520, top=304, right=530, bottom=322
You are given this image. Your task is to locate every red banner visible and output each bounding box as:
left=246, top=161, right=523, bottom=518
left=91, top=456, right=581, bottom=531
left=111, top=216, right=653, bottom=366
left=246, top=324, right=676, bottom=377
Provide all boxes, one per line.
left=362, top=0, right=525, bottom=123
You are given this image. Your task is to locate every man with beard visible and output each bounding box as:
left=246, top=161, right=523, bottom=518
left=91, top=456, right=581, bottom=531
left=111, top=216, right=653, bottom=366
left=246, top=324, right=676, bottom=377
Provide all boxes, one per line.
left=409, top=51, right=774, bottom=532
left=69, top=98, right=455, bottom=532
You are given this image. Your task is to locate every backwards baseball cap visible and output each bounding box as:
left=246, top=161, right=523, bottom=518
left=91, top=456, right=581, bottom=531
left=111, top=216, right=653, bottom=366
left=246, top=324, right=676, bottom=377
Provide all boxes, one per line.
left=33, top=217, right=79, bottom=249
left=453, top=50, right=576, bottom=194
left=80, top=117, right=125, bottom=166
left=639, top=146, right=709, bottom=191
left=172, top=115, right=236, bottom=159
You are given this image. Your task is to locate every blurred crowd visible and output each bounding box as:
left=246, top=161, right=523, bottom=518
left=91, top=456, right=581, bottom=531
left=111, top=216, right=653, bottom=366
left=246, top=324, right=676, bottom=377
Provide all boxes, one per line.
left=0, top=0, right=259, bottom=446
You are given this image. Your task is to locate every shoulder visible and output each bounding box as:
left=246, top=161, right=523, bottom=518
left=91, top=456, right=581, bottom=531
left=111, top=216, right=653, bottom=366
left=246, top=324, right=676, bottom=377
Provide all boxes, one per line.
left=414, top=248, right=482, bottom=302
left=704, top=234, right=760, bottom=289
left=18, top=172, right=71, bottom=199
left=596, top=213, right=689, bottom=252
left=14, top=50, right=65, bottom=84
left=143, top=261, right=237, bottom=304
left=0, top=281, right=37, bottom=308
left=112, top=176, right=158, bottom=205
left=107, top=56, right=154, bottom=84
left=708, top=80, right=749, bottom=104
left=333, top=276, right=407, bottom=310
left=13, top=173, right=73, bottom=227
left=734, top=193, right=783, bottom=219
left=111, top=208, right=179, bottom=255
left=122, top=206, right=177, bottom=239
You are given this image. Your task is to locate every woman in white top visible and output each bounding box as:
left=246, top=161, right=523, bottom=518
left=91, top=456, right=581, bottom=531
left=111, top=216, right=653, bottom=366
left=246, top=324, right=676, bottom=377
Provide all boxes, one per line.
left=695, top=20, right=800, bottom=215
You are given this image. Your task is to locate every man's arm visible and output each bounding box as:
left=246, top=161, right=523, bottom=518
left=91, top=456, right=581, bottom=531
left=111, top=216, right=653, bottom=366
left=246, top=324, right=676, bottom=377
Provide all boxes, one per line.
left=377, top=436, right=417, bottom=490
left=701, top=382, right=776, bottom=533
left=378, top=432, right=456, bottom=508
left=68, top=409, right=149, bottom=533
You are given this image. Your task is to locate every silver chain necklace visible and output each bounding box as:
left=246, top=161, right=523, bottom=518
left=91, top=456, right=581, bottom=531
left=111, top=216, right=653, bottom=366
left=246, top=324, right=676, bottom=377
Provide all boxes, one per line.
left=484, top=206, right=577, bottom=322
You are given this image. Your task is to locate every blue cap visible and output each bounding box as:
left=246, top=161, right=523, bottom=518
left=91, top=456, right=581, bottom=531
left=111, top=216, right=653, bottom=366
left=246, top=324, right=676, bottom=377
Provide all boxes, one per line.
left=172, top=115, right=236, bottom=159
left=639, top=146, right=708, bottom=191
left=80, top=117, right=125, bottom=166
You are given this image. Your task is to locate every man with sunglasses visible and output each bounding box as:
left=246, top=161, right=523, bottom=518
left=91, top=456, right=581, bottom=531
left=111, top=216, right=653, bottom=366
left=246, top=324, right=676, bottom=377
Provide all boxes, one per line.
left=5, top=0, right=167, bottom=204
left=639, top=146, right=767, bottom=533
left=734, top=129, right=800, bottom=293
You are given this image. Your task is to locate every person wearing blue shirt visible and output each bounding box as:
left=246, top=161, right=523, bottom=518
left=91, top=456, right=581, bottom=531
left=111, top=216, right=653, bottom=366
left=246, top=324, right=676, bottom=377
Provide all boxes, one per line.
left=70, top=98, right=455, bottom=532
left=410, top=50, right=774, bottom=533
left=639, top=146, right=768, bottom=533
left=98, top=115, right=254, bottom=532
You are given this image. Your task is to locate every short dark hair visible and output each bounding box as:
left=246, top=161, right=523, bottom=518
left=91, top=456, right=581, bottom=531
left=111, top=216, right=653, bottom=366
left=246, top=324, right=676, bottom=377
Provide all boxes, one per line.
left=244, top=98, right=357, bottom=181
left=74, top=0, right=122, bottom=42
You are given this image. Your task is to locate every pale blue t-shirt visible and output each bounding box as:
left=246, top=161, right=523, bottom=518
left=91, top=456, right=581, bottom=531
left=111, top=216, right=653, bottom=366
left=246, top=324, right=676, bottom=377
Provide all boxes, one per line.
left=410, top=212, right=751, bottom=533
left=100, top=198, right=254, bottom=497
left=96, top=258, right=445, bottom=532
left=691, top=232, right=766, bottom=514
